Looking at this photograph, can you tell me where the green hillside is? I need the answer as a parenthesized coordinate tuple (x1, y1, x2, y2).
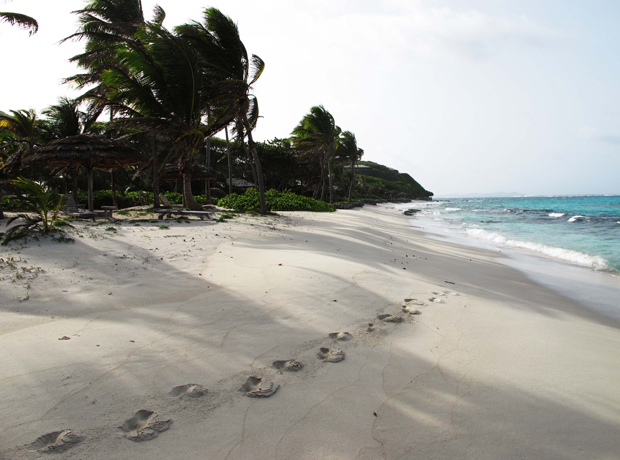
(354, 161, 433, 200)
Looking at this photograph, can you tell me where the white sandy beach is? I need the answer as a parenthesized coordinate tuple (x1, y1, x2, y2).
(1, 205, 619, 459)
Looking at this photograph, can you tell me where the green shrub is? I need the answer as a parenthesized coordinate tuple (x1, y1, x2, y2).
(77, 190, 154, 208)
(1, 195, 30, 212)
(218, 188, 335, 212)
(163, 192, 183, 204)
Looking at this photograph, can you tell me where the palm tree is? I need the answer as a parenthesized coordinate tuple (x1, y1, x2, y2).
(177, 8, 267, 214)
(337, 131, 364, 202)
(64, 0, 170, 207)
(291, 106, 341, 203)
(97, 22, 237, 209)
(0, 10, 38, 35)
(40, 97, 104, 206)
(0, 109, 40, 175)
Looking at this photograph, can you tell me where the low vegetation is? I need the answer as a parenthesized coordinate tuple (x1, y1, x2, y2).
(218, 189, 335, 212)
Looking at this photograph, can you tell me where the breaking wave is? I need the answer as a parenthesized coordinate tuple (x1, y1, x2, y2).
(465, 228, 610, 270)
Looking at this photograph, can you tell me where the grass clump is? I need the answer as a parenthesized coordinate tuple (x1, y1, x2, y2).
(218, 189, 335, 212)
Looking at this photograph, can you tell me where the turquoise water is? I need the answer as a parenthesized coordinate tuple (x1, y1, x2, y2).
(405, 196, 620, 272)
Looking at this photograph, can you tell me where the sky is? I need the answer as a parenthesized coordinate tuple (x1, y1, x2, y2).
(2, 0, 620, 196)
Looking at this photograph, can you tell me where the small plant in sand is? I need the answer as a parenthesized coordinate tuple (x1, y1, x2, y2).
(2, 178, 65, 245)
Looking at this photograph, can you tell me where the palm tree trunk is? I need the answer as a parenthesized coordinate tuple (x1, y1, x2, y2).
(152, 134, 160, 208)
(205, 137, 211, 204)
(72, 174, 80, 206)
(87, 167, 94, 212)
(328, 156, 335, 204)
(110, 169, 117, 207)
(348, 158, 356, 203)
(319, 156, 326, 201)
(237, 120, 257, 187)
(182, 172, 203, 210)
(242, 116, 266, 215)
(226, 126, 232, 195)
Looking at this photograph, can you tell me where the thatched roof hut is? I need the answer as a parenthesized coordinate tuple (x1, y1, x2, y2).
(159, 163, 216, 182)
(24, 135, 147, 211)
(24, 135, 146, 169)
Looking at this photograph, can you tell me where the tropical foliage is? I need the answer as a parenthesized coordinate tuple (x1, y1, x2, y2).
(0, 10, 38, 35)
(0, 0, 432, 225)
(2, 177, 64, 245)
(291, 105, 341, 204)
(218, 189, 335, 212)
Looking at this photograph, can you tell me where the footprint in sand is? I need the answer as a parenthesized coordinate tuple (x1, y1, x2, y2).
(118, 410, 172, 442)
(168, 384, 208, 398)
(428, 297, 445, 304)
(366, 323, 377, 332)
(273, 360, 304, 372)
(402, 306, 421, 315)
(317, 347, 345, 363)
(27, 430, 82, 453)
(404, 299, 426, 306)
(377, 313, 404, 323)
(239, 376, 280, 397)
(328, 331, 353, 341)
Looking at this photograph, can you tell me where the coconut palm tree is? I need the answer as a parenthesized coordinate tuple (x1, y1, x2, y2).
(0, 109, 40, 175)
(94, 21, 237, 209)
(337, 131, 364, 203)
(64, 0, 168, 207)
(177, 8, 267, 214)
(0, 9, 38, 35)
(291, 106, 341, 204)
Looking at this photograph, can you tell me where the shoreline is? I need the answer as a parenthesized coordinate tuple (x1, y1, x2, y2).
(1, 206, 619, 459)
(386, 202, 620, 321)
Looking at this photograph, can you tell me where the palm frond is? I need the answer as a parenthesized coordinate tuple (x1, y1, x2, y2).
(152, 5, 165, 25)
(248, 55, 265, 86)
(0, 12, 38, 35)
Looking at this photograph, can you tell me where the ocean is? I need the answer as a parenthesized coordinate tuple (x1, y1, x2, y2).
(395, 195, 620, 273)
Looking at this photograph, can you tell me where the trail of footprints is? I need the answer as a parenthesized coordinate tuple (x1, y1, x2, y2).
(20, 290, 458, 455)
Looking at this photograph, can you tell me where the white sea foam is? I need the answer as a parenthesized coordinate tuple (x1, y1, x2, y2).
(548, 213, 565, 218)
(444, 207, 461, 212)
(465, 228, 609, 270)
(568, 215, 587, 223)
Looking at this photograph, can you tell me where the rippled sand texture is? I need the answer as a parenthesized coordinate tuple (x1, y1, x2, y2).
(1, 206, 619, 459)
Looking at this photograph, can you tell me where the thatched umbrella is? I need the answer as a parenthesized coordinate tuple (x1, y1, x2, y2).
(23, 135, 147, 211)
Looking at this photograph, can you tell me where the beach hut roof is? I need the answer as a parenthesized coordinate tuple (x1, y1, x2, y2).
(227, 178, 255, 188)
(159, 163, 217, 182)
(23, 134, 147, 169)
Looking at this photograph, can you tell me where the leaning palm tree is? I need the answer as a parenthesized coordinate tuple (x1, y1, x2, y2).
(93, 22, 235, 210)
(0, 10, 38, 35)
(177, 8, 267, 214)
(291, 106, 341, 204)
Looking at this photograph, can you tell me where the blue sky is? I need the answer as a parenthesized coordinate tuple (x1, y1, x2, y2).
(2, 0, 620, 196)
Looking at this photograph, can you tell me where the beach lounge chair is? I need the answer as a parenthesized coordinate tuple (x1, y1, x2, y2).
(154, 209, 214, 220)
(159, 195, 183, 208)
(62, 195, 97, 221)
